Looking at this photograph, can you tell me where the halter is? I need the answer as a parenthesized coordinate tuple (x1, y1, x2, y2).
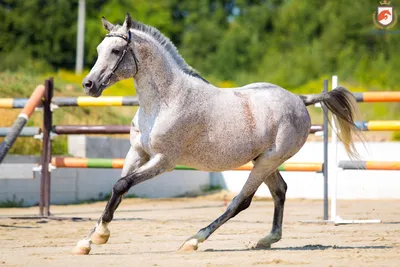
(101, 31, 139, 86)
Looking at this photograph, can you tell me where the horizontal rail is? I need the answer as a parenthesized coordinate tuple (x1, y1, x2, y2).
(10, 121, 398, 137)
(2, 91, 400, 109)
(51, 157, 323, 172)
(355, 121, 400, 131)
(52, 96, 139, 107)
(309, 125, 323, 134)
(0, 98, 30, 109)
(353, 92, 400, 102)
(0, 96, 139, 108)
(339, 161, 400, 170)
(52, 124, 324, 135)
(0, 127, 41, 137)
(312, 121, 400, 132)
(52, 125, 130, 135)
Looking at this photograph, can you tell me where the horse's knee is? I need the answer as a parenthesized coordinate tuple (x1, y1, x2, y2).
(112, 178, 131, 196)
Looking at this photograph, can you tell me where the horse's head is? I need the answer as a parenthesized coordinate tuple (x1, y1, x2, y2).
(83, 14, 139, 97)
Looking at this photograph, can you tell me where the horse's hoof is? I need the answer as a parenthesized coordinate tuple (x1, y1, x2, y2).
(178, 243, 198, 252)
(91, 230, 110, 245)
(178, 238, 199, 252)
(72, 240, 91, 255)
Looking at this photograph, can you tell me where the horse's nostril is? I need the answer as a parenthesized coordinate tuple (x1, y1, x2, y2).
(85, 80, 94, 89)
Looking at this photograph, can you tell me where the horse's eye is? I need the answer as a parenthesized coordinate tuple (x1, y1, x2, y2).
(112, 49, 120, 54)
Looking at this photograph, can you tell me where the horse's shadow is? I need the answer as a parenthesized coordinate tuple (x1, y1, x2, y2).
(203, 244, 392, 252)
(92, 244, 393, 256)
(0, 224, 40, 229)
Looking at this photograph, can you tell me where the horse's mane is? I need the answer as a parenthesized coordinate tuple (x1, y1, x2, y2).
(128, 20, 209, 84)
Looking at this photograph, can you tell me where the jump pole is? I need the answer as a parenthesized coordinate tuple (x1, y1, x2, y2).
(0, 85, 45, 164)
(53, 125, 130, 135)
(329, 76, 338, 222)
(353, 92, 400, 102)
(50, 157, 323, 171)
(52, 96, 139, 107)
(0, 127, 41, 137)
(339, 161, 400, 170)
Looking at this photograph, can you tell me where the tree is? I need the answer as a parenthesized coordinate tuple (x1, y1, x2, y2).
(0, 0, 79, 70)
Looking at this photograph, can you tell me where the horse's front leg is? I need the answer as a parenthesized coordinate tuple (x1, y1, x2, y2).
(73, 153, 173, 255)
(87, 145, 149, 247)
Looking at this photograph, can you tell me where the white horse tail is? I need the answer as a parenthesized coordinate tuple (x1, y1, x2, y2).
(299, 87, 361, 159)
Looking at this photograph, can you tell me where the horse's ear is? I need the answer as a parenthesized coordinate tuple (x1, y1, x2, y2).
(123, 13, 132, 29)
(101, 16, 114, 32)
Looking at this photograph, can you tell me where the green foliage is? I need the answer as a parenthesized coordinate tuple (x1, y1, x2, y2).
(0, 71, 44, 96)
(393, 132, 400, 141)
(1, 0, 399, 91)
(0, 0, 80, 70)
(0, 195, 24, 208)
(202, 184, 223, 193)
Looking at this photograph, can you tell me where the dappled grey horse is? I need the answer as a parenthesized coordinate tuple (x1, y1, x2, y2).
(74, 14, 360, 254)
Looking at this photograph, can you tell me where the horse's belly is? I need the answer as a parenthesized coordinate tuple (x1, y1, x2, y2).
(177, 138, 270, 172)
(177, 155, 252, 172)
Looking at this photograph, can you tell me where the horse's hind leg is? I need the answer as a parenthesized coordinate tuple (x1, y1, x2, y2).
(179, 154, 283, 251)
(256, 170, 287, 249)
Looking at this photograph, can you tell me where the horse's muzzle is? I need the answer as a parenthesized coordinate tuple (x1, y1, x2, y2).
(82, 77, 103, 97)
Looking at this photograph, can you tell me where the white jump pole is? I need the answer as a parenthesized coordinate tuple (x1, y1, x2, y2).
(329, 76, 338, 222)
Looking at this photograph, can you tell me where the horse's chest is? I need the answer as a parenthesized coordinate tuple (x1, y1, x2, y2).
(137, 115, 179, 155)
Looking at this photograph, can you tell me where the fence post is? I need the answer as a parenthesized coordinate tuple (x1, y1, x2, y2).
(40, 78, 53, 217)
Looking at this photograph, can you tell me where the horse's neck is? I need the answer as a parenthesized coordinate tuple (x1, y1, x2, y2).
(133, 39, 206, 114)
(134, 61, 183, 114)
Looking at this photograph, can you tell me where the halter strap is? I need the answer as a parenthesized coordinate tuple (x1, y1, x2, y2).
(101, 31, 138, 86)
(105, 31, 132, 43)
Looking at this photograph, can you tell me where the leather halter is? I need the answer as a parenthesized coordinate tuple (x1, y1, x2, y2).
(101, 31, 139, 86)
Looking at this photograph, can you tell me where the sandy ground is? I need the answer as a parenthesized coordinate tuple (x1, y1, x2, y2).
(0, 194, 399, 267)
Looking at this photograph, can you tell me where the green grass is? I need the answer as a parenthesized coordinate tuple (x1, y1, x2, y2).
(201, 185, 223, 193)
(0, 195, 25, 208)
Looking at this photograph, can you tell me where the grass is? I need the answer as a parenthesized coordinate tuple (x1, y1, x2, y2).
(0, 195, 25, 208)
(202, 184, 223, 193)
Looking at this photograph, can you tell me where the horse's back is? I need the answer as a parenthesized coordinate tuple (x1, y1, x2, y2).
(232, 82, 309, 123)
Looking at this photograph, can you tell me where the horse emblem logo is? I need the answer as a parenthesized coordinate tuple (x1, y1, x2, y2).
(373, 0, 398, 29)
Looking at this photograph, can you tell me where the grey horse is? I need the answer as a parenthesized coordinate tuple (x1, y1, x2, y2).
(74, 14, 359, 254)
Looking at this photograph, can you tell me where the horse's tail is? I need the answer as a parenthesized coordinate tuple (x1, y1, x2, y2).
(299, 87, 360, 159)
